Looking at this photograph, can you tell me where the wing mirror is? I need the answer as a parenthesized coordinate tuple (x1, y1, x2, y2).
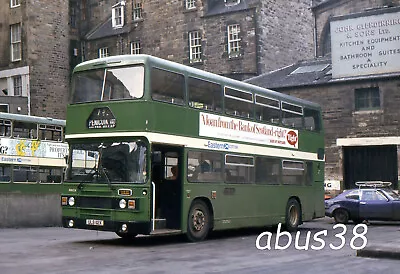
(152, 151, 162, 164)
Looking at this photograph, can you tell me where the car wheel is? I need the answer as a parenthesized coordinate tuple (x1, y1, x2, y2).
(186, 200, 211, 242)
(352, 218, 363, 224)
(284, 198, 301, 232)
(333, 209, 349, 224)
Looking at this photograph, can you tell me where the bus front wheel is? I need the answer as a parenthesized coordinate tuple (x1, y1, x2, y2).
(284, 198, 301, 232)
(186, 200, 210, 242)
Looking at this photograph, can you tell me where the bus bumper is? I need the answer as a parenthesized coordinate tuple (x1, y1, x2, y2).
(62, 217, 150, 235)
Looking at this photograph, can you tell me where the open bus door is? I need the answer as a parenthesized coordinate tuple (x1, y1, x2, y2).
(151, 145, 183, 234)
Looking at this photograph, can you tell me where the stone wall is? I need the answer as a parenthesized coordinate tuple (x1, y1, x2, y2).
(83, 0, 314, 80)
(0, 193, 61, 228)
(256, 0, 314, 74)
(24, 0, 70, 119)
(280, 77, 400, 181)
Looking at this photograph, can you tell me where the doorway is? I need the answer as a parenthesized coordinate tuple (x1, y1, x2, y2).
(151, 144, 183, 230)
(343, 145, 398, 189)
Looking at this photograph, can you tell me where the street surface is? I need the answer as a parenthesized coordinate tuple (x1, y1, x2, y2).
(0, 217, 399, 274)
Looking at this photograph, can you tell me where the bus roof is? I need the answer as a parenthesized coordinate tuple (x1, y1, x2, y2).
(0, 112, 66, 126)
(73, 54, 321, 110)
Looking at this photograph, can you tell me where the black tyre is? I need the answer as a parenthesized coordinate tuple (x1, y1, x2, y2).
(284, 199, 301, 232)
(352, 218, 362, 225)
(186, 200, 211, 242)
(115, 232, 138, 240)
(333, 209, 349, 224)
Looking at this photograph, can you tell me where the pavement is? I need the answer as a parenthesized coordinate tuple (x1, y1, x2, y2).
(356, 222, 400, 260)
(357, 243, 400, 260)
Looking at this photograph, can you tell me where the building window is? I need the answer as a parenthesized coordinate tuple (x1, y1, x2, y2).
(98, 47, 109, 58)
(189, 31, 202, 63)
(355, 87, 380, 111)
(13, 76, 22, 96)
(112, 3, 125, 28)
(132, 0, 143, 21)
(0, 104, 9, 113)
(185, 0, 196, 9)
(130, 41, 141, 54)
(81, 0, 87, 20)
(10, 0, 20, 8)
(69, 3, 77, 28)
(227, 24, 241, 58)
(224, 0, 240, 7)
(10, 23, 21, 62)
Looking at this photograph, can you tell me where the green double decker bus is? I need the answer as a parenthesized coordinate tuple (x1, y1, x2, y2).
(61, 54, 325, 241)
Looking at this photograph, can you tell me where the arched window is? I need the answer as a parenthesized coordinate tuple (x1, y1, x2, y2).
(320, 21, 331, 56)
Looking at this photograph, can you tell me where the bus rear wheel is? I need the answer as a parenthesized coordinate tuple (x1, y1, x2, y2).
(284, 199, 301, 232)
(186, 200, 210, 242)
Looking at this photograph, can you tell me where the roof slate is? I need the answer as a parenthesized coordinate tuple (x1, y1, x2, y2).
(85, 17, 130, 40)
(245, 56, 400, 89)
(206, 0, 250, 16)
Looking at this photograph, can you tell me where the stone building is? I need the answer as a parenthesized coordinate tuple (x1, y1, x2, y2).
(0, 0, 70, 118)
(0, 0, 315, 117)
(247, 0, 400, 190)
(70, 0, 314, 80)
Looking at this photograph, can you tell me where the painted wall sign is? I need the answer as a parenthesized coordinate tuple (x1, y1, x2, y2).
(199, 112, 298, 149)
(331, 9, 400, 78)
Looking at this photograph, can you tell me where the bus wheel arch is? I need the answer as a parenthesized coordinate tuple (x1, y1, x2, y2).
(186, 197, 214, 242)
(284, 197, 302, 232)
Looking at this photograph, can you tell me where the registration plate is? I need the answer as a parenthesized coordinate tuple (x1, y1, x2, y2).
(86, 219, 104, 226)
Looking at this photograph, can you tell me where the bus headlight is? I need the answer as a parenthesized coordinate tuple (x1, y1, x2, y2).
(119, 199, 127, 209)
(68, 220, 74, 227)
(68, 197, 75, 206)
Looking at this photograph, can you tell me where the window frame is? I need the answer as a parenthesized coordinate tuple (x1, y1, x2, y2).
(185, 0, 196, 10)
(132, 0, 143, 21)
(13, 75, 22, 96)
(98, 47, 109, 58)
(354, 87, 380, 111)
(130, 41, 141, 54)
(224, 0, 240, 7)
(189, 30, 202, 63)
(10, 0, 20, 8)
(112, 4, 125, 28)
(227, 24, 241, 58)
(10, 23, 22, 62)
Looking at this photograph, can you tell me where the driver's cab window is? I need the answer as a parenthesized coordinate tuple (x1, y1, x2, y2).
(165, 152, 178, 180)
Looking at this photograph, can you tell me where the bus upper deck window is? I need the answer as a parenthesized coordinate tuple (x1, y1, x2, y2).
(151, 68, 185, 105)
(304, 108, 321, 132)
(0, 120, 12, 137)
